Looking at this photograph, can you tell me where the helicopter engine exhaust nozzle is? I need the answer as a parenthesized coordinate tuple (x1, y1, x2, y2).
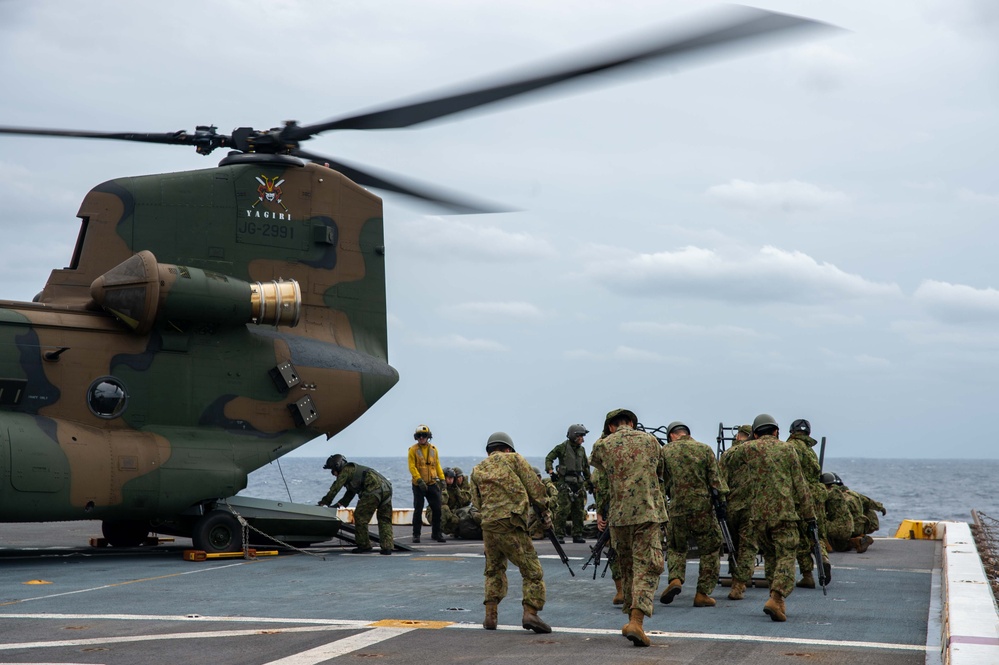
(250, 280, 302, 327)
(91, 250, 301, 333)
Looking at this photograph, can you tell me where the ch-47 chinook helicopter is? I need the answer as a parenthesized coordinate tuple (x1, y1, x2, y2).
(0, 7, 831, 552)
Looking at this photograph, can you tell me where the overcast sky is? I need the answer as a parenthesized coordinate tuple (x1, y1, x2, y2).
(3, 1, 998, 460)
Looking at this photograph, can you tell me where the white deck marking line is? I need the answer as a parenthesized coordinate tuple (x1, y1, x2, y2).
(0, 562, 250, 606)
(449, 623, 927, 651)
(0, 613, 370, 627)
(262, 627, 415, 665)
(0, 625, 352, 650)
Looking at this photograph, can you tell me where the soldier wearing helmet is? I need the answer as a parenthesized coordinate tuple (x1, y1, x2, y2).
(785, 418, 829, 591)
(471, 431, 553, 634)
(589, 408, 667, 648)
(720, 414, 815, 622)
(408, 424, 447, 544)
(427, 467, 473, 538)
(819, 471, 856, 553)
(318, 455, 394, 554)
(659, 421, 727, 608)
(544, 423, 592, 544)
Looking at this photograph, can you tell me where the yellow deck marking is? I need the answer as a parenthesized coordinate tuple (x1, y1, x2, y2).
(369, 619, 452, 629)
(22, 580, 52, 585)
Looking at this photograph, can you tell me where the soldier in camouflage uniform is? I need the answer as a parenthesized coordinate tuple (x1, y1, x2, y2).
(427, 467, 474, 536)
(786, 419, 831, 589)
(719, 424, 755, 600)
(659, 422, 727, 608)
(840, 474, 886, 552)
(545, 424, 592, 543)
(317, 454, 394, 554)
(720, 414, 815, 622)
(590, 409, 668, 648)
(470, 432, 553, 634)
(528, 467, 561, 539)
(819, 472, 855, 552)
(592, 462, 624, 604)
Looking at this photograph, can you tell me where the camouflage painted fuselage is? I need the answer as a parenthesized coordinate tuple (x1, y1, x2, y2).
(0, 155, 398, 523)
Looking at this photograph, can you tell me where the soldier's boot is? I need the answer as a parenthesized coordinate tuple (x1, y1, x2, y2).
(763, 590, 787, 622)
(621, 609, 650, 647)
(521, 604, 551, 634)
(856, 536, 873, 554)
(483, 602, 498, 630)
(849, 536, 863, 551)
(660, 578, 682, 604)
(728, 581, 746, 600)
(823, 560, 833, 583)
(612, 578, 625, 605)
(796, 571, 816, 589)
(693, 592, 716, 607)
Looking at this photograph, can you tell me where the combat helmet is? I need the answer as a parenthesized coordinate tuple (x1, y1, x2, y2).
(819, 471, 837, 485)
(443, 467, 456, 479)
(790, 418, 811, 435)
(752, 413, 779, 435)
(414, 424, 432, 440)
(323, 454, 347, 473)
(666, 421, 688, 437)
(452, 466, 464, 478)
(485, 431, 516, 453)
(566, 423, 589, 440)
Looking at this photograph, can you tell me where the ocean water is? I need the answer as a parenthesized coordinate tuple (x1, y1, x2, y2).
(241, 456, 999, 537)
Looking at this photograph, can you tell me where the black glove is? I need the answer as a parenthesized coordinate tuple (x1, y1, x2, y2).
(549, 471, 558, 483)
(714, 500, 728, 521)
(417, 479, 427, 492)
(881, 507, 887, 516)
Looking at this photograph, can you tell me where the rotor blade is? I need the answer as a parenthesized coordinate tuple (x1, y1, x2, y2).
(292, 149, 509, 215)
(0, 125, 209, 147)
(294, 6, 836, 136)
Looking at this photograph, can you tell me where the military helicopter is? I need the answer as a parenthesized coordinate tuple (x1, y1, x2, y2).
(0, 7, 830, 552)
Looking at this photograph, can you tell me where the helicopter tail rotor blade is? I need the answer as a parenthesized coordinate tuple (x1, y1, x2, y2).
(292, 6, 838, 137)
(292, 149, 509, 215)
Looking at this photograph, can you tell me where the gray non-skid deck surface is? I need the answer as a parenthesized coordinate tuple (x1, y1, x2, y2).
(0, 523, 935, 664)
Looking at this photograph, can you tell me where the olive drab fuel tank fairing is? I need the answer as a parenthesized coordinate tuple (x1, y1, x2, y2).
(0, 158, 398, 522)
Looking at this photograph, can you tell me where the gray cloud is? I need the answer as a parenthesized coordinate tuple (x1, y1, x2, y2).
(913, 280, 999, 323)
(439, 301, 546, 322)
(706, 179, 850, 213)
(394, 218, 556, 263)
(581, 245, 901, 303)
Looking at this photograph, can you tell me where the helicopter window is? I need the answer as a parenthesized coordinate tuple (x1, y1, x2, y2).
(87, 377, 128, 419)
(68, 217, 89, 270)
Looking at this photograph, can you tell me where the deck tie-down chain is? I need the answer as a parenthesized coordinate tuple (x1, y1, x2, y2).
(222, 498, 328, 561)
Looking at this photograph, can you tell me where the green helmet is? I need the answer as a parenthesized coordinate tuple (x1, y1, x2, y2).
(323, 454, 347, 473)
(752, 413, 778, 434)
(532, 466, 543, 478)
(666, 421, 688, 436)
(486, 431, 516, 453)
(452, 466, 464, 477)
(819, 472, 837, 485)
(566, 423, 589, 440)
(737, 424, 753, 437)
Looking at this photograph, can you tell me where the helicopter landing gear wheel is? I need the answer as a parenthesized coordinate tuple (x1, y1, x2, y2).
(101, 520, 151, 548)
(193, 510, 243, 553)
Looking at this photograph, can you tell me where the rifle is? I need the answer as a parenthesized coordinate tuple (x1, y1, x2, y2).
(535, 505, 574, 576)
(581, 502, 611, 578)
(582, 526, 610, 579)
(808, 519, 828, 595)
(710, 488, 737, 575)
